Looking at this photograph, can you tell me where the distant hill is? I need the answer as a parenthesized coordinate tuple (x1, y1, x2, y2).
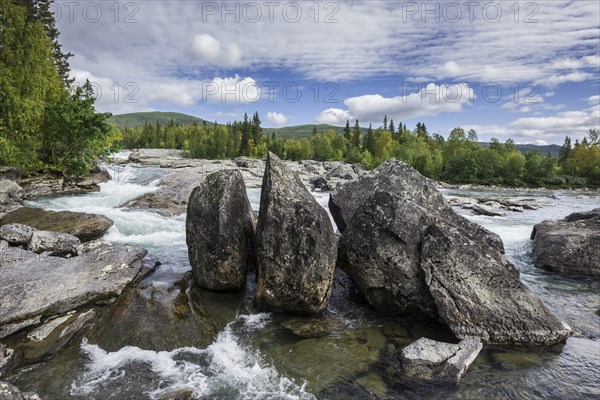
(109, 112, 207, 129)
(110, 112, 562, 156)
(268, 124, 369, 139)
(481, 142, 561, 157)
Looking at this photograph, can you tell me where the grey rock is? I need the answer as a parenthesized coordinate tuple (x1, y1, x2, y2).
(0, 242, 147, 339)
(73, 239, 113, 256)
(0, 345, 14, 378)
(0, 180, 23, 214)
(400, 337, 483, 384)
(254, 153, 337, 313)
(337, 192, 437, 316)
(0, 207, 113, 242)
(0, 224, 36, 246)
(0, 243, 39, 266)
(531, 208, 600, 278)
(28, 231, 80, 256)
(186, 170, 255, 290)
(326, 164, 358, 181)
(333, 160, 570, 344)
(421, 222, 571, 344)
(472, 203, 506, 217)
(329, 160, 447, 233)
(0, 381, 42, 400)
(19, 310, 96, 363)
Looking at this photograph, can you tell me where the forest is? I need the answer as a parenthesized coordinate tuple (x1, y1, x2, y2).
(120, 114, 600, 188)
(0, 0, 118, 174)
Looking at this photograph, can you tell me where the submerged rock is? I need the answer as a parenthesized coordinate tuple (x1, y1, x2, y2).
(0, 207, 113, 242)
(400, 337, 482, 384)
(280, 316, 346, 338)
(472, 203, 506, 217)
(254, 153, 337, 314)
(333, 160, 570, 345)
(0, 345, 14, 378)
(531, 208, 600, 278)
(186, 170, 255, 290)
(0, 381, 41, 400)
(0, 242, 147, 339)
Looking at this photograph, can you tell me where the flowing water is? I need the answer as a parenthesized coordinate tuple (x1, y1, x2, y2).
(7, 162, 600, 399)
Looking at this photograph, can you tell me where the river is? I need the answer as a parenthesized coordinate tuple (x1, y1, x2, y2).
(7, 161, 600, 400)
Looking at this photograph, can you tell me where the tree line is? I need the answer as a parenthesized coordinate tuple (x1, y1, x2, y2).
(0, 0, 117, 174)
(120, 113, 600, 188)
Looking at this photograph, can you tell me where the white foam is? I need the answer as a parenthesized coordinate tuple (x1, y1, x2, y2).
(239, 313, 272, 330)
(71, 323, 315, 400)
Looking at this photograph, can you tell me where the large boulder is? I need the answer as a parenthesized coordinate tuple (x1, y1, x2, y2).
(254, 153, 337, 313)
(0, 242, 147, 339)
(337, 192, 437, 316)
(400, 337, 482, 384)
(0, 207, 113, 242)
(186, 170, 256, 290)
(329, 161, 446, 233)
(421, 222, 571, 344)
(531, 208, 600, 278)
(333, 160, 570, 344)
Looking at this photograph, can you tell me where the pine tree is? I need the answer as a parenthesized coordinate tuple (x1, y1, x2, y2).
(239, 113, 250, 156)
(558, 136, 572, 164)
(352, 120, 361, 149)
(389, 119, 395, 138)
(312, 125, 318, 136)
(251, 112, 262, 145)
(343, 120, 351, 140)
(383, 115, 388, 130)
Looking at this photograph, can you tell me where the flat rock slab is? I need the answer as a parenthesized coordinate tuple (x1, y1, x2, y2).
(0, 381, 41, 400)
(0, 207, 113, 242)
(400, 337, 483, 384)
(0, 243, 147, 338)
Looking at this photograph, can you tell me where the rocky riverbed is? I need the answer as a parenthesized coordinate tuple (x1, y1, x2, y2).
(0, 150, 598, 399)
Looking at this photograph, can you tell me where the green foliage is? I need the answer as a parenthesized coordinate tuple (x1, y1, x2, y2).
(114, 115, 600, 188)
(0, 0, 114, 174)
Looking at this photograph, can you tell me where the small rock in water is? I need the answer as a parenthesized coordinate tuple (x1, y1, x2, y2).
(280, 316, 346, 338)
(400, 337, 483, 384)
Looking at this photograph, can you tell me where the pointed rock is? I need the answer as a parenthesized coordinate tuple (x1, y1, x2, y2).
(254, 153, 337, 313)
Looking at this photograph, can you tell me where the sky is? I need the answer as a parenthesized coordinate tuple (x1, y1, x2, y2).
(54, 0, 600, 144)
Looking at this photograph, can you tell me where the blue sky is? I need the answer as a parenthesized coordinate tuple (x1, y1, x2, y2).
(56, 0, 600, 144)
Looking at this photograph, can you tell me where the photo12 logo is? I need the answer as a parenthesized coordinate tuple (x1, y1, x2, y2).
(400, 1, 540, 23)
(70, 81, 140, 104)
(50, 1, 140, 23)
(199, 1, 340, 23)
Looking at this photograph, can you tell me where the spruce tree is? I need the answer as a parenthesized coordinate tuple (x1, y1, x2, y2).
(343, 120, 351, 141)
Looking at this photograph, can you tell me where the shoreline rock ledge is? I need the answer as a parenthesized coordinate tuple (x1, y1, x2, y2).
(331, 159, 571, 345)
(186, 170, 256, 290)
(254, 153, 337, 314)
(531, 208, 600, 278)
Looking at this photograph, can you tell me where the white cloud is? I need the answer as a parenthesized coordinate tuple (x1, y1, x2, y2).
(315, 108, 354, 126)
(588, 95, 600, 106)
(265, 111, 288, 127)
(190, 34, 242, 67)
(317, 83, 474, 125)
(464, 105, 600, 143)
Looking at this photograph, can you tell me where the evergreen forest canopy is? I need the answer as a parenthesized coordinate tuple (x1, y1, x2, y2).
(0, 0, 598, 187)
(0, 0, 118, 174)
(120, 114, 600, 188)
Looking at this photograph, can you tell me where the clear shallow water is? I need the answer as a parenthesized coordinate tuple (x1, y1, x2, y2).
(9, 166, 600, 399)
